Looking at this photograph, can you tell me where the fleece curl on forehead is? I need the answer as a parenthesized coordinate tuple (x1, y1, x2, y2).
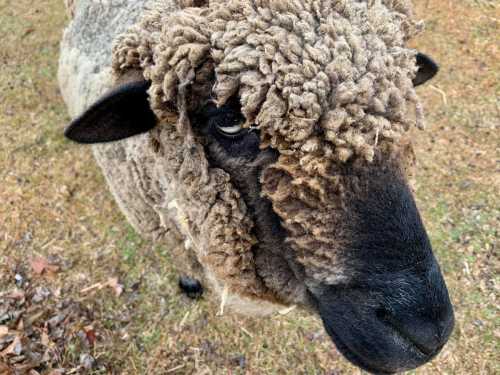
(114, 0, 423, 162)
(212, 0, 423, 162)
(111, 0, 426, 298)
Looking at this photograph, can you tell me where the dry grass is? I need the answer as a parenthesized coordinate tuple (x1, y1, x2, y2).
(0, 0, 498, 374)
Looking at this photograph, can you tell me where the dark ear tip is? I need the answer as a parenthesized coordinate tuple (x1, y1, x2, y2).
(63, 80, 156, 144)
(413, 52, 439, 86)
(417, 52, 439, 73)
(64, 121, 81, 143)
(64, 119, 92, 144)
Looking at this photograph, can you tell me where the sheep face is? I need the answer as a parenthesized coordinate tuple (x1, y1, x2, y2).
(66, 81, 453, 374)
(191, 96, 454, 375)
(64, 0, 453, 373)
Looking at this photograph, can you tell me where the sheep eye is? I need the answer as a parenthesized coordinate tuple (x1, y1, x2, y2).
(216, 122, 244, 137)
(197, 98, 248, 140)
(197, 100, 261, 157)
(211, 109, 246, 138)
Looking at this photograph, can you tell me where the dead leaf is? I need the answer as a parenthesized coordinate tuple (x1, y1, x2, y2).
(25, 311, 45, 326)
(0, 326, 8, 338)
(84, 326, 96, 347)
(47, 313, 66, 329)
(107, 277, 123, 297)
(32, 286, 51, 303)
(22, 28, 35, 38)
(0, 336, 22, 357)
(6, 290, 25, 301)
(41, 332, 50, 346)
(79, 353, 96, 369)
(30, 257, 49, 274)
(30, 257, 59, 275)
(0, 361, 13, 374)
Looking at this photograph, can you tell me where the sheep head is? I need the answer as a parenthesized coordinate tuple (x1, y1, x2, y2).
(64, 0, 453, 373)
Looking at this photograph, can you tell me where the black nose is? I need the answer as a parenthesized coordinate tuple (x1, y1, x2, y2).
(377, 260, 455, 356)
(377, 303, 454, 356)
(314, 259, 454, 374)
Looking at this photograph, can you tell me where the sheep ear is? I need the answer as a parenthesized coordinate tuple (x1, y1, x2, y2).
(413, 53, 439, 86)
(64, 80, 157, 143)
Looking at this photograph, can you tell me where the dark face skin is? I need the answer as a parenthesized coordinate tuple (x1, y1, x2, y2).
(192, 99, 454, 374)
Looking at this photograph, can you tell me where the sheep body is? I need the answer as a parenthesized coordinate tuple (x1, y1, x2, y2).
(59, 0, 425, 315)
(60, 3, 458, 372)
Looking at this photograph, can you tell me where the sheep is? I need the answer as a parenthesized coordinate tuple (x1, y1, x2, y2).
(59, 0, 453, 373)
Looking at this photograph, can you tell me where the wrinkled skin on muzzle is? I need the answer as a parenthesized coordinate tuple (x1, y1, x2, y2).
(314, 259, 454, 374)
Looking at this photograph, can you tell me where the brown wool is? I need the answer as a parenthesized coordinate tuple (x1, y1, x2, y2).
(88, 0, 426, 312)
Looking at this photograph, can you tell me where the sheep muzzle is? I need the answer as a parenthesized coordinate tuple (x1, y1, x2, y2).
(260, 150, 454, 374)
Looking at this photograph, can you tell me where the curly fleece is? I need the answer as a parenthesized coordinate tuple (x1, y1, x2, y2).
(108, 0, 425, 309)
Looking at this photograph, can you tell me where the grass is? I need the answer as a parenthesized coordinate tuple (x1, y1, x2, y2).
(0, 0, 498, 374)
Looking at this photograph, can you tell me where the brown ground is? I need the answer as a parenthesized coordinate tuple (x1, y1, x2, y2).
(0, 0, 498, 374)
